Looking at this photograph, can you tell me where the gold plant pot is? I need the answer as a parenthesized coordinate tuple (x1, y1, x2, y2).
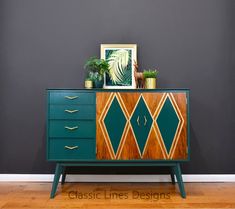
(145, 78, 157, 89)
(85, 80, 93, 89)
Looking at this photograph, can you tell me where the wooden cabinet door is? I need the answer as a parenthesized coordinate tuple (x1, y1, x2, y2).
(96, 92, 188, 160)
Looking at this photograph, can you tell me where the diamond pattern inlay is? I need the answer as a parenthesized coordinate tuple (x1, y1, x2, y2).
(130, 96, 153, 155)
(104, 96, 127, 154)
(156, 97, 180, 154)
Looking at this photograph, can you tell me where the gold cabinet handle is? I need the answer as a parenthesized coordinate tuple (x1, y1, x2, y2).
(64, 96, 78, 100)
(65, 126, 78, 130)
(64, 146, 78, 150)
(137, 116, 140, 126)
(64, 109, 78, 113)
(144, 116, 147, 126)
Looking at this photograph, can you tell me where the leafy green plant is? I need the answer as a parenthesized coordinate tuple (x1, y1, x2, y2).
(84, 56, 110, 76)
(84, 56, 110, 88)
(87, 71, 103, 82)
(143, 69, 159, 79)
(85, 77, 93, 81)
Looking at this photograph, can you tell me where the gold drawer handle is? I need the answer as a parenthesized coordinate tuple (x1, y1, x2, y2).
(137, 116, 140, 126)
(65, 109, 78, 113)
(64, 146, 78, 150)
(65, 126, 78, 130)
(64, 96, 78, 100)
(144, 116, 147, 126)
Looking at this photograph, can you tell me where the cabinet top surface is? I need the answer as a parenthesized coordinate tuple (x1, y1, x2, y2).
(47, 88, 190, 92)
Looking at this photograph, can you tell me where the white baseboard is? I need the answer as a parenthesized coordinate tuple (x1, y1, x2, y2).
(0, 174, 235, 182)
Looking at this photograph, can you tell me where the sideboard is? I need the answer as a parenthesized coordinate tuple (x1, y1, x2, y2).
(47, 89, 190, 198)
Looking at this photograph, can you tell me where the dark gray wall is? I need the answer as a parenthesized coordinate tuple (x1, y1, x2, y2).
(0, 0, 234, 174)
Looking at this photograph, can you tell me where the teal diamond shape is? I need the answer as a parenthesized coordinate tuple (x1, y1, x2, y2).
(130, 96, 153, 155)
(104, 96, 127, 154)
(156, 97, 179, 154)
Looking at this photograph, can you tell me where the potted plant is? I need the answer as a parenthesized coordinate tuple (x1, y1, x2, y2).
(84, 77, 93, 89)
(84, 56, 109, 88)
(143, 69, 159, 89)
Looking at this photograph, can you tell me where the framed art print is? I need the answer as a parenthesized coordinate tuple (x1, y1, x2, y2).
(101, 44, 137, 89)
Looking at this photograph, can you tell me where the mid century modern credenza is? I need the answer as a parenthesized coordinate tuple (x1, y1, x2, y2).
(47, 89, 190, 198)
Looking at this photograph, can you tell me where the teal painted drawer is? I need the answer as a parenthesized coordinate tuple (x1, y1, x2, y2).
(48, 139, 95, 160)
(49, 105, 95, 120)
(49, 92, 95, 105)
(49, 121, 95, 138)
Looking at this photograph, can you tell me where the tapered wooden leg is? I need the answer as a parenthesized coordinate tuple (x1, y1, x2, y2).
(50, 163, 63, 198)
(170, 167, 175, 184)
(61, 166, 66, 185)
(174, 163, 186, 198)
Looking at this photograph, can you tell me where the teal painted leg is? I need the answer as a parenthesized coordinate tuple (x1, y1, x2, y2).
(170, 167, 175, 184)
(50, 163, 63, 198)
(61, 166, 66, 185)
(174, 163, 186, 198)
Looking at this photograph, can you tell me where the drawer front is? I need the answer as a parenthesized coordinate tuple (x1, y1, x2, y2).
(49, 92, 95, 105)
(49, 121, 95, 138)
(48, 139, 95, 160)
(49, 105, 95, 120)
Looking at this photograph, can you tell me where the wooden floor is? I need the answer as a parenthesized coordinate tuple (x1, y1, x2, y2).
(0, 182, 235, 208)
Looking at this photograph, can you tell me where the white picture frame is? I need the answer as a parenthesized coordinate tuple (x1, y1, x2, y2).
(101, 44, 137, 89)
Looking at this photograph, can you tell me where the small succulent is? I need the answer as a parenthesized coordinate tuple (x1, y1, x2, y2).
(143, 69, 159, 79)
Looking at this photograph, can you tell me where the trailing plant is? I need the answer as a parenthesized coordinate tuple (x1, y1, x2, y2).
(143, 69, 159, 79)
